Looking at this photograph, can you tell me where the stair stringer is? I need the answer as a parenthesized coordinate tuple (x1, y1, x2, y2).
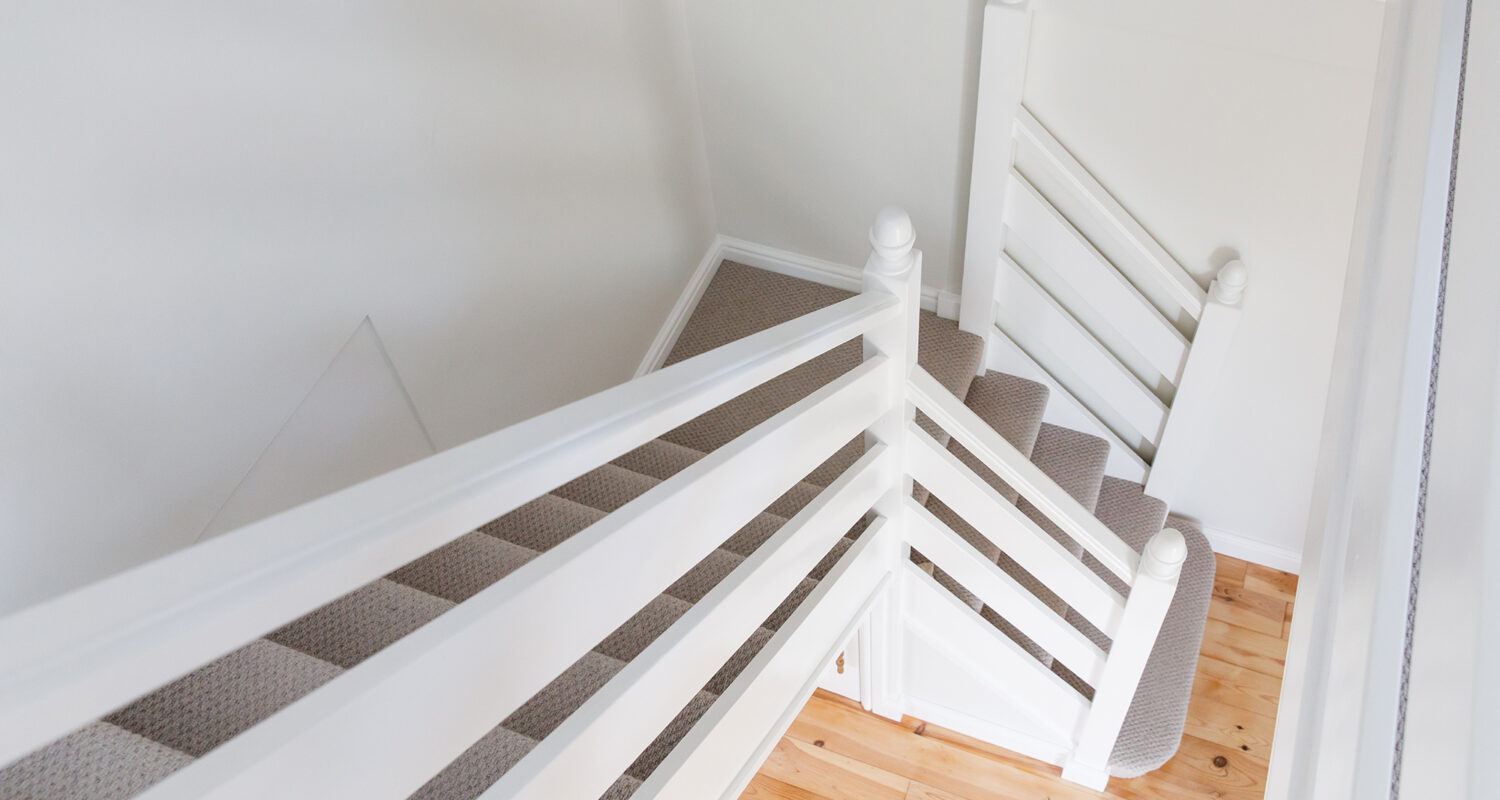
(898, 562, 1084, 768)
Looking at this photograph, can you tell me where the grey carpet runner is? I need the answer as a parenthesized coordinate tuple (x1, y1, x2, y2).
(0, 260, 1211, 797)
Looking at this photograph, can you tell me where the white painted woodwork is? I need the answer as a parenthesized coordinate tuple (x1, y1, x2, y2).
(905, 499, 1107, 685)
(490, 446, 892, 800)
(0, 205, 1199, 797)
(0, 292, 899, 769)
(127, 359, 893, 800)
(902, 562, 1089, 744)
(906, 425, 1127, 636)
(958, 0, 1036, 356)
(1145, 262, 1248, 507)
(1268, 4, 1467, 791)
(983, 327, 1152, 482)
(1003, 170, 1190, 391)
(1399, 6, 1500, 795)
(1063, 529, 1186, 790)
(860, 207, 923, 722)
(641, 522, 894, 800)
(992, 255, 1169, 453)
(908, 366, 1140, 583)
(1011, 106, 1206, 324)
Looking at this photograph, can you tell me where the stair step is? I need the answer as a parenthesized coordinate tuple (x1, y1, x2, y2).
(388, 533, 539, 603)
(409, 723, 643, 800)
(266, 578, 454, 669)
(104, 639, 343, 757)
(480, 494, 607, 552)
(0, 722, 192, 800)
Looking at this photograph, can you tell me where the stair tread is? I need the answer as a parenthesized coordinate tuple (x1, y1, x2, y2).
(266, 578, 455, 669)
(0, 722, 192, 800)
(104, 639, 342, 758)
(388, 533, 540, 604)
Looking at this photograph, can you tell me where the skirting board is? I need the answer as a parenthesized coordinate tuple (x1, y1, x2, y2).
(636, 235, 962, 377)
(1198, 523, 1302, 575)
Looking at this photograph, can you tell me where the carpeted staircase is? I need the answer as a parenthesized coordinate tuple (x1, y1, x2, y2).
(0, 262, 1213, 799)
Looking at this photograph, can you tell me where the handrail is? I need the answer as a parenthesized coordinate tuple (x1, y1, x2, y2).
(907, 366, 1141, 583)
(134, 357, 896, 800)
(0, 291, 900, 769)
(492, 445, 892, 800)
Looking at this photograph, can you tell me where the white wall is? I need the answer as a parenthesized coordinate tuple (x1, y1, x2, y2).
(684, 0, 1383, 566)
(1022, 0, 1385, 566)
(0, 0, 715, 614)
(683, 0, 987, 294)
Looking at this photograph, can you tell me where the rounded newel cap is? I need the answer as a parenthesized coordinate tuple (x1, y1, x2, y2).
(1212, 260, 1249, 305)
(869, 207, 916, 266)
(1143, 528, 1188, 580)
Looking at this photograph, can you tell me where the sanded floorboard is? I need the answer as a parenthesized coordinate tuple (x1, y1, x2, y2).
(740, 554, 1296, 800)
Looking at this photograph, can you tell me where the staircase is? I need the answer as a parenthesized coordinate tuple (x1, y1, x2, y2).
(0, 211, 1215, 799)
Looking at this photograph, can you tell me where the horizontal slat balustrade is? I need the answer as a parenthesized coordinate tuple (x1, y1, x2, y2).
(908, 366, 1140, 583)
(490, 446, 894, 800)
(905, 499, 1107, 686)
(902, 563, 1089, 742)
(906, 424, 1127, 637)
(0, 292, 899, 769)
(642, 520, 895, 800)
(1004, 169, 1189, 388)
(130, 356, 896, 800)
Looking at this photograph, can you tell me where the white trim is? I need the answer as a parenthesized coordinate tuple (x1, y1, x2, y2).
(1197, 524, 1302, 575)
(1268, 0, 1468, 794)
(718, 236, 956, 319)
(636, 235, 962, 380)
(635, 238, 726, 378)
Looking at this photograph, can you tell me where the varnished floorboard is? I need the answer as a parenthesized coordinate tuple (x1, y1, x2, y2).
(740, 554, 1296, 800)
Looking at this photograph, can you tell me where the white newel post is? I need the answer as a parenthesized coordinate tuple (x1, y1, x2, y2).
(1063, 528, 1188, 790)
(1143, 260, 1249, 507)
(860, 207, 922, 721)
(957, 0, 1036, 364)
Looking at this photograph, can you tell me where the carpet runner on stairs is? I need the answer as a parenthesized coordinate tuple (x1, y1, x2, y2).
(0, 260, 1212, 798)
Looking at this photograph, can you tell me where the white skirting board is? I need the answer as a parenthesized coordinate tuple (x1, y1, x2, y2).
(1198, 524, 1302, 575)
(636, 236, 961, 378)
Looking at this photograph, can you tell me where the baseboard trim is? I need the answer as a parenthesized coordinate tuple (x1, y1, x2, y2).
(718, 236, 959, 320)
(634, 237, 726, 378)
(1197, 523, 1302, 575)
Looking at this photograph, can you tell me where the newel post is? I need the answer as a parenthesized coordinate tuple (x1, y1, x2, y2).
(859, 207, 922, 721)
(1063, 528, 1188, 790)
(1143, 259, 1249, 508)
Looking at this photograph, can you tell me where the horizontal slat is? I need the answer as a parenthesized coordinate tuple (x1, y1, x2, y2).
(1014, 105, 1206, 321)
(132, 358, 895, 800)
(1004, 169, 1190, 387)
(992, 254, 1168, 448)
(983, 327, 1151, 481)
(492, 445, 893, 800)
(906, 425, 1127, 636)
(642, 521, 894, 800)
(905, 498, 1107, 685)
(0, 292, 898, 769)
(902, 563, 1089, 742)
(908, 367, 1140, 583)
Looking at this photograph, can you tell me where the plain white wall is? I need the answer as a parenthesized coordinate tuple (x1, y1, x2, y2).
(683, 0, 987, 294)
(684, 0, 1383, 566)
(1023, 0, 1385, 565)
(0, 0, 715, 614)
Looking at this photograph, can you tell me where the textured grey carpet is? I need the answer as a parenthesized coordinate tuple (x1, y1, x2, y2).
(1, 259, 1211, 795)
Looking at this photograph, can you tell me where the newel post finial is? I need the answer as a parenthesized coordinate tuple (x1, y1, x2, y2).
(1212, 260, 1248, 306)
(868, 207, 917, 277)
(1142, 528, 1188, 581)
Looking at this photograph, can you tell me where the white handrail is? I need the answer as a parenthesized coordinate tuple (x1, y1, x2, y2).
(908, 366, 1141, 583)
(906, 424, 1128, 636)
(492, 445, 892, 800)
(132, 357, 895, 800)
(0, 291, 899, 770)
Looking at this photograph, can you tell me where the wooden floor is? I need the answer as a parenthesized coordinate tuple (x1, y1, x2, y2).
(739, 554, 1297, 800)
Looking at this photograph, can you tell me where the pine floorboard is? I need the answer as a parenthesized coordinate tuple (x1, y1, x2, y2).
(739, 554, 1296, 800)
